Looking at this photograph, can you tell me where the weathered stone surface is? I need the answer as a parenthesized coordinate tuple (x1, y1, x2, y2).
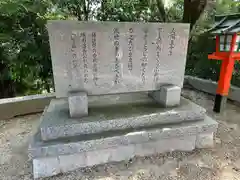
(31, 134, 196, 179)
(29, 115, 217, 159)
(47, 21, 190, 98)
(194, 117, 218, 148)
(31, 115, 218, 179)
(0, 93, 54, 120)
(134, 135, 196, 156)
(33, 157, 60, 179)
(106, 145, 136, 163)
(59, 153, 86, 172)
(32, 135, 195, 179)
(40, 93, 206, 141)
(149, 85, 181, 107)
(184, 76, 240, 105)
(184, 76, 217, 95)
(196, 132, 214, 148)
(68, 91, 88, 118)
(195, 118, 218, 134)
(30, 124, 197, 159)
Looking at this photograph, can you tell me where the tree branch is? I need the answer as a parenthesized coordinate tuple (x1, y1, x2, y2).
(83, 0, 88, 21)
(182, 0, 207, 30)
(155, 0, 167, 22)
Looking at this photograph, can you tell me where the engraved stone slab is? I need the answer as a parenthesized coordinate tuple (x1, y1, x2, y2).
(47, 21, 190, 98)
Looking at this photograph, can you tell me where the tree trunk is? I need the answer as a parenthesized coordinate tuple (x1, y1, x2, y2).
(0, 63, 15, 98)
(183, 0, 191, 23)
(101, 0, 107, 21)
(83, 0, 89, 21)
(182, 0, 208, 30)
(76, 4, 82, 21)
(155, 0, 167, 22)
(190, 0, 216, 34)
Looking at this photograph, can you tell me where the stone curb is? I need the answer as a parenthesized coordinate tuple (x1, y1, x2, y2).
(184, 76, 240, 104)
(0, 93, 55, 120)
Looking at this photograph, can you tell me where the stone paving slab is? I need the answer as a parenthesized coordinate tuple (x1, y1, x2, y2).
(31, 115, 218, 179)
(40, 93, 206, 141)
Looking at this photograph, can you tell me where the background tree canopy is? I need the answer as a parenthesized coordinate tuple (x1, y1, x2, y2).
(0, 0, 239, 98)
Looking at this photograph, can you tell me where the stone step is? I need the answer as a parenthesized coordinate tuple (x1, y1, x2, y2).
(30, 115, 218, 179)
(40, 93, 206, 141)
(30, 115, 217, 159)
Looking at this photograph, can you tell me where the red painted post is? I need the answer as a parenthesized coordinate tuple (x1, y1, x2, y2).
(216, 33, 237, 95)
(213, 33, 237, 112)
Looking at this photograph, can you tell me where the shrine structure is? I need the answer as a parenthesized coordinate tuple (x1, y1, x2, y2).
(208, 13, 240, 113)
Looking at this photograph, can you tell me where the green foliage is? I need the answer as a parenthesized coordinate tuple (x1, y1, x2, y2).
(0, 0, 66, 96)
(96, 0, 151, 22)
(1, 0, 240, 98)
(216, 0, 240, 15)
(185, 34, 220, 81)
(167, 0, 184, 22)
(185, 0, 240, 87)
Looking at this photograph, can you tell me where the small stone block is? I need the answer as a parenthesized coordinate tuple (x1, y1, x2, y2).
(33, 157, 60, 179)
(135, 135, 196, 156)
(86, 148, 111, 166)
(149, 85, 181, 107)
(59, 153, 86, 172)
(196, 132, 214, 148)
(68, 91, 88, 118)
(109, 145, 135, 162)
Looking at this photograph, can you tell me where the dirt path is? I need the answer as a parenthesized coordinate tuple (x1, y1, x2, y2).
(1, 89, 240, 180)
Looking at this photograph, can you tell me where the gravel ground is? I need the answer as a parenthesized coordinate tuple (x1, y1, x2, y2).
(1, 88, 240, 180)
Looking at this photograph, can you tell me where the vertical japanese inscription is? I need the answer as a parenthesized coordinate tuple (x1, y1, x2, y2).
(113, 28, 121, 85)
(69, 32, 80, 89)
(141, 29, 148, 84)
(92, 32, 98, 85)
(128, 28, 134, 71)
(154, 28, 162, 82)
(80, 32, 88, 83)
(71, 32, 78, 69)
(168, 28, 176, 56)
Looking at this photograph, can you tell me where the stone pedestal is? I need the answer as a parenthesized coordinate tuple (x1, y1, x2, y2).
(29, 92, 218, 179)
(68, 91, 88, 118)
(149, 85, 181, 107)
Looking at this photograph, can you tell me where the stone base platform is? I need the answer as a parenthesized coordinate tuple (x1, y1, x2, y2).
(29, 93, 218, 179)
(30, 116, 217, 179)
(40, 92, 206, 141)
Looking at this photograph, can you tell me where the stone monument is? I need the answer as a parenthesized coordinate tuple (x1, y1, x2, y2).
(29, 21, 218, 179)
